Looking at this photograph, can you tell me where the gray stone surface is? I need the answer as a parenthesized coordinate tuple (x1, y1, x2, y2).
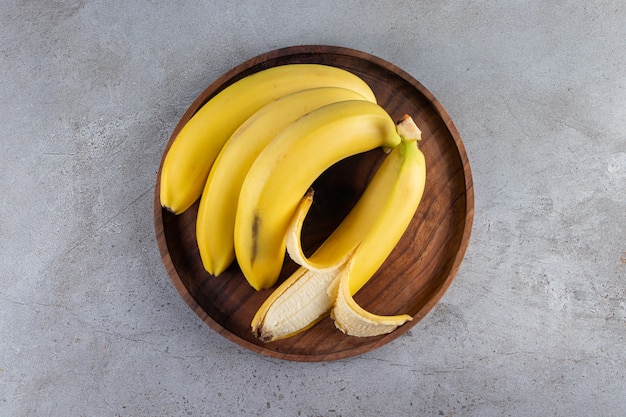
(1, 1, 624, 416)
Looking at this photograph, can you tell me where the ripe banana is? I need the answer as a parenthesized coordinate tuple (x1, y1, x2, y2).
(287, 115, 425, 294)
(235, 100, 403, 290)
(252, 115, 425, 340)
(159, 64, 377, 214)
(196, 87, 373, 276)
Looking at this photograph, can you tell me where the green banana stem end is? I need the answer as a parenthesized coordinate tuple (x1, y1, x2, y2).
(396, 114, 422, 142)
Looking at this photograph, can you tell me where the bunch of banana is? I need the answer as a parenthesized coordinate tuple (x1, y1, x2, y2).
(252, 115, 426, 341)
(234, 99, 403, 290)
(160, 62, 427, 339)
(160, 64, 377, 214)
(196, 86, 374, 276)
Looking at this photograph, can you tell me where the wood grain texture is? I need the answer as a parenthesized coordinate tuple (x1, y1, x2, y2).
(153, 45, 474, 362)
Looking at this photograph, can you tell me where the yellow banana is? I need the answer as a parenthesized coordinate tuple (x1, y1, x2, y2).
(252, 115, 425, 340)
(290, 115, 425, 294)
(235, 100, 402, 290)
(159, 64, 377, 214)
(196, 87, 373, 276)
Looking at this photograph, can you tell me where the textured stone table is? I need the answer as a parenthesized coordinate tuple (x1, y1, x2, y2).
(1, 1, 624, 416)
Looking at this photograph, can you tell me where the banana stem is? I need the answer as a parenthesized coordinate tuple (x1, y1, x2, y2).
(396, 114, 422, 142)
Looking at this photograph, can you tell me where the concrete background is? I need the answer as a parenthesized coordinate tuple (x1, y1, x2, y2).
(1, 1, 624, 416)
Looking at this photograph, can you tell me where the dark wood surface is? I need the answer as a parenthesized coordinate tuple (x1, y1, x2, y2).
(153, 45, 474, 362)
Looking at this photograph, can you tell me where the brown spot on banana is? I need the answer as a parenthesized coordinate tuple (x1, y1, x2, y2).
(250, 212, 261, 265)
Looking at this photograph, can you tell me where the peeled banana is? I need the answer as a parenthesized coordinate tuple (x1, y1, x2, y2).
(234, 100, 403, 290)
(251, 190, 352, 342)
(160, 64, 377, 214)
(196, 87, 373, 276)
(290, 115, 426, 294)
(252, 116, 426, 340)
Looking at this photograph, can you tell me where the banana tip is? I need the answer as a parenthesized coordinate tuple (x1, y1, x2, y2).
(162, 204, 178, 215)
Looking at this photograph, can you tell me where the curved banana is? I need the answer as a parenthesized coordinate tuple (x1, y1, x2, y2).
(160, 64, 377, 214)
(252, 115, 425, 340)
(235, 100, 402, 290)
(196, 87, 373, 276)
(291, 115, 426, 294)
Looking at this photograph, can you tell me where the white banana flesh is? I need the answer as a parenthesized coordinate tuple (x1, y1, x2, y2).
(251, 267, 340, 342)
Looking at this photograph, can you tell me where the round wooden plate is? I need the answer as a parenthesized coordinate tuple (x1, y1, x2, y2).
(154, 45, 474, 362)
